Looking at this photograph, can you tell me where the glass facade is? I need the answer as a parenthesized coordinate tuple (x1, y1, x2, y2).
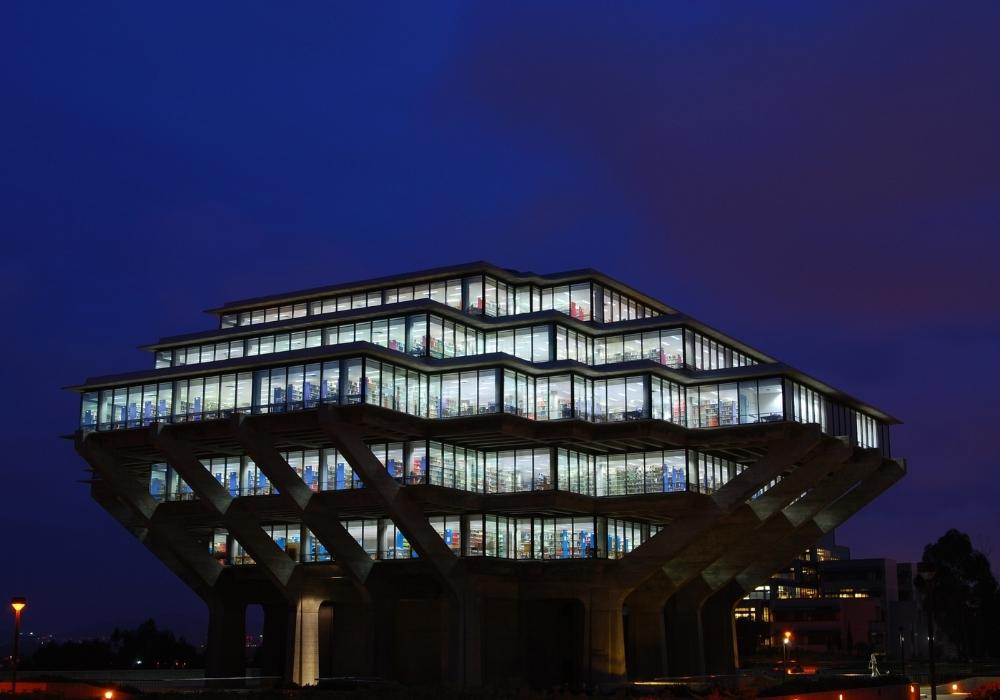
(83, 355, 886, 453)
(686, 378, 784, 428)
(209, 514, 658, 565)
(464, 515, 655, 559)
(219, 273, 660, 329)
(159, 315, 755, 375)
(149, 441, 746, 502)
(594, 329, 684, 368)
(684, 329, 756, 370)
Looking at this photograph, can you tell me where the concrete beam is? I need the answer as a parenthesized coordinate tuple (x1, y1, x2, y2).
(813, 458, 906, 534)
(628, 437, 852, 678)
(232, 414, 375, 587)
(78, 435, 222, 592)
(319, 407, 460, 586)
(704, 450, 882, 592)
(679, 451, 887, 676)
(618, 425, 821, 591)
(710, 424, 824, 511)
(150, 424, 297, 590)
(736, 457, 905, 593)
(661, 437, 850, 589)
(783, 448, 884, 527)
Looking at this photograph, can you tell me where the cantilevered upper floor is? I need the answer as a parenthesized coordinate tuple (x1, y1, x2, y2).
(70, 263, 898, 456)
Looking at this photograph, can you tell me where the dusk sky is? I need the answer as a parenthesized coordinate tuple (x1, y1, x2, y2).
(2, 2, 998, 644)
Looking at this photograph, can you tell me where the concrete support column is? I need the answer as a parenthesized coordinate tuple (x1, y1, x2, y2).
(445, 590, 482, 687)
(665, 586, 705, 677)
(206, 598, 247, 680)
(288, 595, 323, 686)
(259, 602, 289, 679)
(701, 580, 744, 674)
(625, 602, 668, 680)
(371, 598, 396, 680)
(587, 590, 627, 686)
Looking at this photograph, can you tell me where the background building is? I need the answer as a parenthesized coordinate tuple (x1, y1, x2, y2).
(71, 262, 905, 687)
(736, 532, 927, 664)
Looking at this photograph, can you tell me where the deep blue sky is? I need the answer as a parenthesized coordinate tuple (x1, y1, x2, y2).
(2, 2, 998, 644)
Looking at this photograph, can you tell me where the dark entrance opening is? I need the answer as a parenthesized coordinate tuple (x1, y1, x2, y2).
(318, 600, 372, 679)
(522, 599, 585, 688)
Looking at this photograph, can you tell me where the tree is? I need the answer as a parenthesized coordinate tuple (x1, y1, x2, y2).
(109, 618, 200, 669)
(917, 529, 1000, 659)
(29, 619, 201, 671)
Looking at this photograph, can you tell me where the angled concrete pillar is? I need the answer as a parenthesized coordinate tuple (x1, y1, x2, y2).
(660, 439, 845, 592)
(206, 597, 247, 679)
(151, 424, 296, 591)
(618, 426, 822, 591)
(700, 450, 881, 595)
(233, 415, 375, 586)
(319, 409, 460, 583)
(79, 435, 222, 593)
(288, 595, 323, 686)
(736, 456, 903, 593)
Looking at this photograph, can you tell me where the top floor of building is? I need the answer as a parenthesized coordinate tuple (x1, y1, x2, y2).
(207, 262, 671, 328)
(138, 262, 773, 374)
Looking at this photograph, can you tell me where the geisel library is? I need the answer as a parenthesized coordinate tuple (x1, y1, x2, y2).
(70, 263, 904, 687)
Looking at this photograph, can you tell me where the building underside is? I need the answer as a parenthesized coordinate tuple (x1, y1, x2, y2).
(76, 404, 904, 687)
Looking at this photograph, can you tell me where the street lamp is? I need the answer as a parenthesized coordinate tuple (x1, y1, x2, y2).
(783, 630, 792, 675)
(10, 597, 27, 694)
(917, 563, 937, 700)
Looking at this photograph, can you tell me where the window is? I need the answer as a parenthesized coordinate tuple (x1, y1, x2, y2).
(320, 448, 357, 490)
(757, 378, 784, 422)
(429, 516, 462, 554)
(464, 276, 484, 314)
(344, 519, 379, 559)
(406, 314, 427, 357)
(569, 283, 591, 320)
(381, 521, 415, 559)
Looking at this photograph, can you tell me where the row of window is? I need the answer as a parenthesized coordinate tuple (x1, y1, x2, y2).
(84, 357, 886, 450)
(558, 448, 746, 496)
(219, 275, 661, 329)
(207, 514, 659, 564)
(149, 442, 751, 501)
(161, 314, 757, 372)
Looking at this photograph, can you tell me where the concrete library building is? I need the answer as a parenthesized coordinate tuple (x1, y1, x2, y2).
(71, 262, 904, 687)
